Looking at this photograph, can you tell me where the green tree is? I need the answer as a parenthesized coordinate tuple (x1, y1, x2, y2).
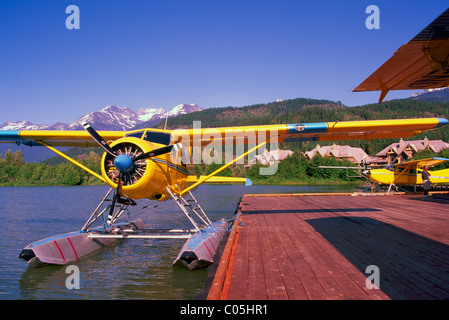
(56, 163, 82, 185)
(3, 149, 15, 164)
(12, 150, 25, 167)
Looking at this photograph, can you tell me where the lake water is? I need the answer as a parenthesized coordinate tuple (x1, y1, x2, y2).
(0, 184, 358, 300)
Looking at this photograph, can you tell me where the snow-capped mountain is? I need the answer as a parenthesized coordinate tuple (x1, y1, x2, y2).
(69, 105, 143, 131)
(0, 104, 203, 131)
(164, 103, 203, 117)
(133, 103, 203, 129)
(136, 107, 166, 122)
(0, 120, 49, 130)
(411, 88, 449, 102)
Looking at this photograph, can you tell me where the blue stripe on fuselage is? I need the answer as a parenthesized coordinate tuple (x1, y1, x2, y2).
(152, 158, 188, 175)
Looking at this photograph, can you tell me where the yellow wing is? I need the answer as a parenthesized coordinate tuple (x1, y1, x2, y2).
(395, 157, 449, 169)
(0, 118, 447, 147)
(354, 8, 449, 103)
(169, 118, 448, 145)
(0, 129, 126, 147)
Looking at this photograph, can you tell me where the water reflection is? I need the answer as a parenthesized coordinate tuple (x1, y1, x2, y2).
(1, 184, 357, 299)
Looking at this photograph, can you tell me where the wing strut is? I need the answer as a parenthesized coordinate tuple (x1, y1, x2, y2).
(379, 88, 390, 104)
(39, 141, 107, 183)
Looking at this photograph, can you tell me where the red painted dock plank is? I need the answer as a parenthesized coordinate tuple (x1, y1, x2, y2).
(209, 193, 449, 300)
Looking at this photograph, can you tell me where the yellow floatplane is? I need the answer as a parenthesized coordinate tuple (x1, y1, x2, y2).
(365, 157, 449, 192)
(1, 118, 446, 268)
(0, 8, 448, 269)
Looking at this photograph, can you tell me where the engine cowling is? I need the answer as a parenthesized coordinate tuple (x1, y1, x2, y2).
(100, 137, 178, 201)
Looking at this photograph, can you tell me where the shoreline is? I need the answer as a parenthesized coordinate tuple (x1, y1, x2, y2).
(0, 180, 365, 187)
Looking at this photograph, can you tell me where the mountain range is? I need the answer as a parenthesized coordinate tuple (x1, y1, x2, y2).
(410, 88, 449, 102)
(2, 88, 449, 132)
(0, 103, 203, 131)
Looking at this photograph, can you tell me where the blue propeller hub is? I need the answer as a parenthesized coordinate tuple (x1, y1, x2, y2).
(114, 154, 134, 173)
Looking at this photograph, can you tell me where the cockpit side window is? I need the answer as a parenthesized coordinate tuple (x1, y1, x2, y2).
(143, 131, 172, 145)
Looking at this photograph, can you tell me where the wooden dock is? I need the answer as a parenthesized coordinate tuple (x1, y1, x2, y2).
(207, 193, 449, 300)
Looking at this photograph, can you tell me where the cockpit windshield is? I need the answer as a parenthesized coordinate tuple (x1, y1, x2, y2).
(125, 130, 172, 145)
(384, 164, 395, 172)
(143, 131, 172, 146)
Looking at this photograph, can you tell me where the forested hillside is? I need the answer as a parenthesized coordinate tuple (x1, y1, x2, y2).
(157, 97, 449, 155)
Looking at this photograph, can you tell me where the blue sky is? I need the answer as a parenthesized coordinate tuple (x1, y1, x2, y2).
(0, 0, 448, 125)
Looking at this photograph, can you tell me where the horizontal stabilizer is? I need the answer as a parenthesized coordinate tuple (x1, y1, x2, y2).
(188, 175, 251, 185)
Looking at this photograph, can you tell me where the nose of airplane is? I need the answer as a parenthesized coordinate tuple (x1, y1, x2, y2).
(114, 154, 134, 173)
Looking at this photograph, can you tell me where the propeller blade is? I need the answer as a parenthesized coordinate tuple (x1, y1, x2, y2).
(82, 122, 116, 157)
(107, 173, 122, 225)
(132, 143, 182, 162)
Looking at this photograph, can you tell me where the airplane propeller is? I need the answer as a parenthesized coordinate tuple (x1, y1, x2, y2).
(132, 144, 179, 162)
(82, 122, 182, 224)
(82, 123, 117, 157)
